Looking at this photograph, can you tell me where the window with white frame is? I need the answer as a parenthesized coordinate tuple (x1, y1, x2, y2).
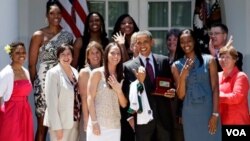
(87, 0, 193, 55)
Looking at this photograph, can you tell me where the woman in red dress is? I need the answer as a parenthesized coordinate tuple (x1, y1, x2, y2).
(0, 42, 34, 141)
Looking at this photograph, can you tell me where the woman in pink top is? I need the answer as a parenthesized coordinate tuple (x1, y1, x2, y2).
(218, 45, 250, 125)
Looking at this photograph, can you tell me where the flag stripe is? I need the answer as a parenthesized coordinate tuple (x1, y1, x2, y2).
(58, 1, 82, 38)
(72, 0, 87, 23)
(56, 0, 89, 38)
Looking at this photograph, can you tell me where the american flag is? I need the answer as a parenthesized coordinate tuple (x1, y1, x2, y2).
(193, 0, 221, 54)
(57, 0, 89, 38)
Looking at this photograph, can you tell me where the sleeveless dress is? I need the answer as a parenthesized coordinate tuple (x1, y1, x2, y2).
(79, 66, 92, 141)
(0, 80, 34, 141)
(174, 54, 221, 141)
(87, 69, 121, 141)
(33, 30, 73, 117)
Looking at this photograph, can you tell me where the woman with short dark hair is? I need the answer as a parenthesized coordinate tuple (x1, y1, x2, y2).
(44, 44, 80, 141)
(218, 45, 250, 125)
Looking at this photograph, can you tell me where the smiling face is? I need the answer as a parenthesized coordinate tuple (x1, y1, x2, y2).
(219, 52, 236, 71)
(108, 45, 121, 66)
(47, 5, 62, 26)
(137, 34, 153, 57)
(179, 32, 195, 56)
(120, 16, 135, 36)
(11, 45, 26, 65)
(167, 35, 178, 53)
(218, 46, 238, 72)
(89, 13, 102, 33)
(58, 47, 73, 66)
(209, 27, 227, 48)
(87, 46, 102, 67)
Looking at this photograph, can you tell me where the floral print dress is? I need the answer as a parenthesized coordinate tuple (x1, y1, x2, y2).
(34, 30, 73, 117)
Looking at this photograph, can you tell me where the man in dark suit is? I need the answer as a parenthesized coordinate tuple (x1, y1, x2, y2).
(209, 23, 243, 71)
(122, 30, 175, 141)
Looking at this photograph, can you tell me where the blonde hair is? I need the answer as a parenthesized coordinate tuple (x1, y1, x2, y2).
(219, 45, 238, 60)
(85, 41, 104, 67)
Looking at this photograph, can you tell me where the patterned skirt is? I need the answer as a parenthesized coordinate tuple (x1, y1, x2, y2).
(34, 61, 57, 117)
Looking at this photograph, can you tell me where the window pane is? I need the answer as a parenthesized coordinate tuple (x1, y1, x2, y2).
(87, 1, 105, 19)
(148, 2, 168, 27)
(150, 31, 167, 55)
(108, 30, 113, 39)
(171, 2, 191, 27)
(108, 2, 128, 27)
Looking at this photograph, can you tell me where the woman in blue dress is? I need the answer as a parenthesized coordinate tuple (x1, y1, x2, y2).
(171, 29, 221, 141)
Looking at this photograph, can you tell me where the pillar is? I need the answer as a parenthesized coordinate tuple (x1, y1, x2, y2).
(0, 0, 18, 69)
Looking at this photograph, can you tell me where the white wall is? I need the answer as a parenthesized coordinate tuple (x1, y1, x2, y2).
(0, 0, 18, 69)
(245, 0, 250, 110)
(244, 0, 250, 77)
(19, 0, 47, 48)
(222, 0, 250, 110)
(222, 0, 249, 71)
(18, 0, 49, 140)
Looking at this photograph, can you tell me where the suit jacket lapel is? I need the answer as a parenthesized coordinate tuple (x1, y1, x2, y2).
(134, 56, 143, 67)
(58, 64, 72, 85)
(71, 66, 78, 81)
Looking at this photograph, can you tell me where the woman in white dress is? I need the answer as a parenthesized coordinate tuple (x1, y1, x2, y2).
(86, 42, 127, 141)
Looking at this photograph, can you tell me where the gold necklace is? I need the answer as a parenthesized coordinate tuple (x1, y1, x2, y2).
(13, 69, 22, 72)
(13, 69, 25, 76)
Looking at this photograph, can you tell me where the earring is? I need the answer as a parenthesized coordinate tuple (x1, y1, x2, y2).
(45, 18, 48, 25)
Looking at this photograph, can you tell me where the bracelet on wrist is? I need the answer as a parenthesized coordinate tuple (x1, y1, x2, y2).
(91, 120, 98, 125)
(212, 112, 219, 117)
(116, 90, 123, 95)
